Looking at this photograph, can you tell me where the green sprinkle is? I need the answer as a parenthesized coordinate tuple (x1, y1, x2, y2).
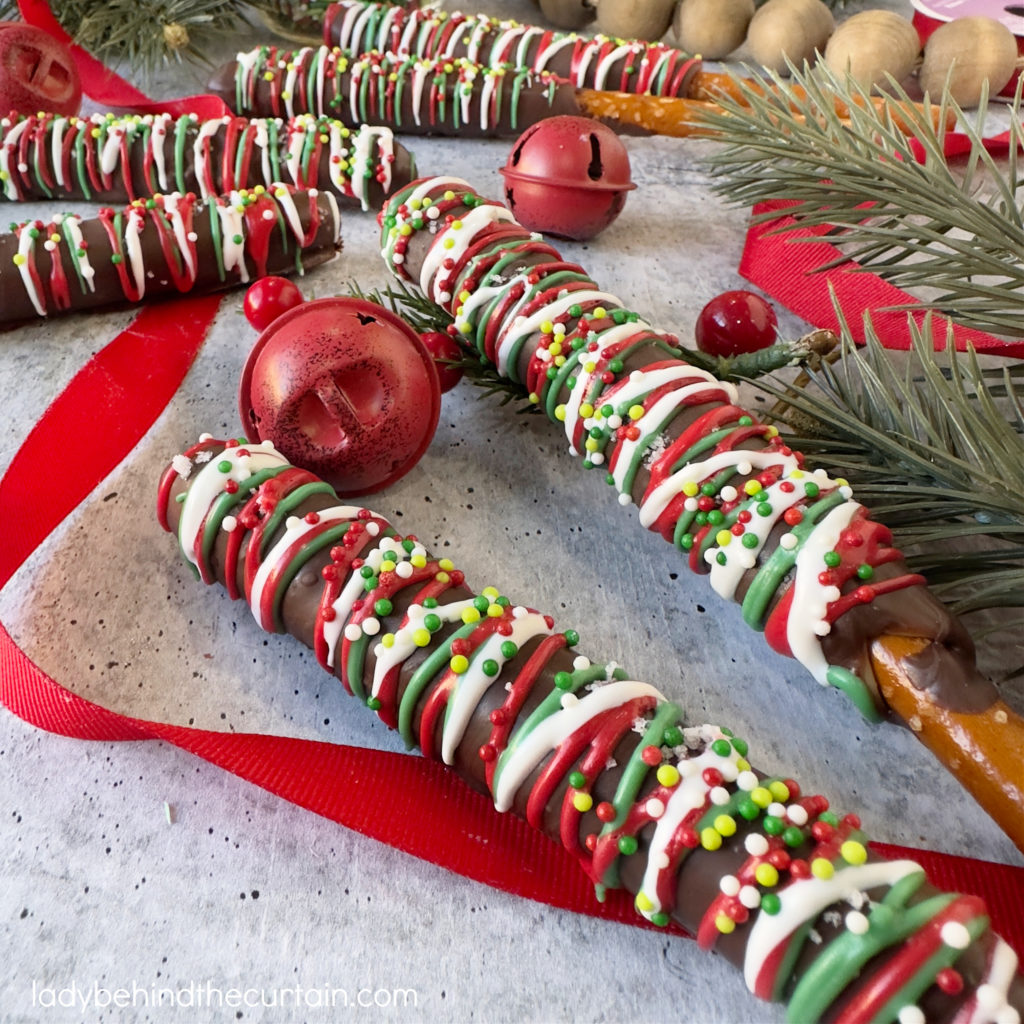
(569, 771, 586, 789)
(564, 629, 580, 646)
(783, 826, 805, 847)
(374, 598, 393, 617)
(482, 659, 500, 677)
(424, 613, 442, 633)
(554, 671, 573, 690)
(618, 835, 638, 856)
(857, 564, 874, 580)
(761, 893, 781, 915)
(711, 738, 732, 757)
(500, 640, 518, 659)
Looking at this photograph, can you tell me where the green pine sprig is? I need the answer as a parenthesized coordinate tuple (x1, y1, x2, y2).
(749, 308, 1024, 624)
(698, 62, 1024, 338)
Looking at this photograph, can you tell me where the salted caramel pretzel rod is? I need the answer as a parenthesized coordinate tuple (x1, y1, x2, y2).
(320, 1, 948, 135)
(0, 185, 339, 326)
(0, 112, 413, 212)
(377, 176, 1024, 852)
(158, 433, 1024, 1024)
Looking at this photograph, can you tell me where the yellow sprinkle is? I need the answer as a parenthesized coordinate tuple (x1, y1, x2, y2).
(451, 219, 462, 230)
(714, 814, 737, 837)
(412, 628, 431, 647)
(700, 827, 723, 851)
(572, 792, 593, 813)
(486, 604, 503, 618)
(458, 321, 472, 334)
(540, 319, 553, 334)
(585, 438, 600, 453)
(528, 393, 540, 404)
(381, 633, 395, 648)
(841, 840, 868, 865)
(751, 786, 772, 809)
(443, 238, 455, 249)
(583, 361, 596, 373)
(462, 608, 481, 624)
(768, 780, 790, 802)
(736, 758, 750, 773)
(399, 224, 412, 236)
(593, 306, 607, 318)
(744, 480, 762, 496)
(439, 559, 455, 571)
(553, 355, 566, 367)
(381, 559, 397, 573)
(410, 554, 427, 568)
(628, 404, 644, 421)
(715, 913, 736, 934)
(635, 891, 654, 913)
(450, 654, 469, 674)
(579, 402, 594, 419)
(434, 571, 451, 584)
(755, 863, 779, 887)
(656, 764, 680, 787)
(548, 341, 562, 357)
(482, 586, 499, 599)
(811, 858, 834, 880)
(716, 530, 732, 548)
(554, 405, 567, 422)
(682, 481, 700, 497)
(12, 253, 26, 266)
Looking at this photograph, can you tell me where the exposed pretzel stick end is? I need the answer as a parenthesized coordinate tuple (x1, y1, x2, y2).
(871, 634, 1024, 854)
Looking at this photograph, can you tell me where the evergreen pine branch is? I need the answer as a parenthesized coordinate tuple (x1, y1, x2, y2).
(751, 311, 1024, 616)
(700, 63, 1024, 337)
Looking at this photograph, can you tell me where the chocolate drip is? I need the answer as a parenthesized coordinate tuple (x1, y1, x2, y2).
(159, 437, 1023, 1023)
(208, 47, 585, 138)
(0, 113, 412, 212)
(0, 186, 340, 327)
(322, 1, 702, 98)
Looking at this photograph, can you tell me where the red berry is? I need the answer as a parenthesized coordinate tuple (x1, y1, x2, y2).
(243, 276, 304, 331)
(695, 290, 778, 357)
(420, 330, 465, 393)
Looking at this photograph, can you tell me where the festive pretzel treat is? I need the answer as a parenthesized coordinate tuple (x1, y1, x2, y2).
(322, 1, 702, 97)
(0, 112, 412, 212)
(1, 185, 339, 325)
(209, 46, 583, 137)
(378, 176, 1024, 850)
(159, 434, 1024, 1024)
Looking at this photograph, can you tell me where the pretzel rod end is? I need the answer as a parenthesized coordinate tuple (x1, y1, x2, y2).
(872, 635, 1024, 853)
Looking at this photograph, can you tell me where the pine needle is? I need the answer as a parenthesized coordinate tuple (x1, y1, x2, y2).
(752, 312, 1024, 620)
(700, 63, 1024, 338)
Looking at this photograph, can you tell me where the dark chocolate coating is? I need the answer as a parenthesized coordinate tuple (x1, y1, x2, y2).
(208, 47, 585, 137)
(1, 187, 339, 327)
(322, 1, 702, 99)
(0, 113, 413, 211)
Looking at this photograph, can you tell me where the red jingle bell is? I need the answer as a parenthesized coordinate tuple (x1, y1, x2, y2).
(239, 297, 442, 497)
(499, 115, 635, 241)
(0, 22, 81, 117)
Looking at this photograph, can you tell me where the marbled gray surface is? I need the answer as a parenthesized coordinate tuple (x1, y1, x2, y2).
(1, 2, 1021, 1023)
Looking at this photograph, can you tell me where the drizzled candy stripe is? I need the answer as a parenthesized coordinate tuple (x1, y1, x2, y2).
(160, 434, 1021, 1024)
(379, 177, 929, 722)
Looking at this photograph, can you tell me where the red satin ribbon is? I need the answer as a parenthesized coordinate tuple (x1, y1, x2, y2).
(740, 133, 1024, 358)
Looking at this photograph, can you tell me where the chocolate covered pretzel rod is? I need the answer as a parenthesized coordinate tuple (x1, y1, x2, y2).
(378, 176, 1024, 850)
(158, 434, 1024, 1024)
(0, 112, 412, 212)
(209, 46, 583, 137)
(323, 1, 701, 98)
(1, 185, 339, 325)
